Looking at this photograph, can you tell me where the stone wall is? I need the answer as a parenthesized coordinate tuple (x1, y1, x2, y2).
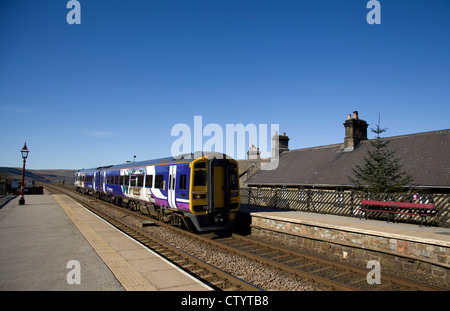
(250, 215, 449, 288)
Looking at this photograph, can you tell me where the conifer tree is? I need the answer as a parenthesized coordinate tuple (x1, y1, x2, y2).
(349, 116, 414, 194)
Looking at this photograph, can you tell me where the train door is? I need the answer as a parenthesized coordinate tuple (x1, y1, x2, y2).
(213, 165, 225, 208)
(208, 159, 228, 210)
(93, 172, 97, 191)
(168, 165, 177, 209)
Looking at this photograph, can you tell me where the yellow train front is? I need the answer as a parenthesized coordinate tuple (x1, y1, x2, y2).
(187, 155, 240, 232)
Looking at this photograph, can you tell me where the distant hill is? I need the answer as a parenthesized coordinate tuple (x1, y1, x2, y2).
(0, 167, 76, 185)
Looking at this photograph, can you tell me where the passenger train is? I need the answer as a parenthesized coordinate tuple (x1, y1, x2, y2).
(74, 153, 240, 232)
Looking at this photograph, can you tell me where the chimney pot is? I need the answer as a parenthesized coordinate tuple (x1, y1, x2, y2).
(353, 111, 359, 119)
(247, 145, 261, 160)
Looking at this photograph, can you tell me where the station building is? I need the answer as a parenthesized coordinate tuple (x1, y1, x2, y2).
(242, 111, 450, 194)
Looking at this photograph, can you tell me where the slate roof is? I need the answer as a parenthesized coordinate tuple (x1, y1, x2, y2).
(245, 129, 450, 190)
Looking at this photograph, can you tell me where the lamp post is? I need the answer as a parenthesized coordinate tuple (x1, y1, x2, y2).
(18, 142, 29, 205)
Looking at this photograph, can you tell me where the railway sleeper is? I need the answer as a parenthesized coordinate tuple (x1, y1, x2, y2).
(210, 280, 226, 287)
(181, 263, 196, 269)
(256, 250, 280, 258)
(350, 277, 368, 285)
(190, 269, 206, 275)
(295, 262, 316, 269)
(270, 254, 294, 261)
(310, 266, 334, 274)
(330, 271, 352, 279)
(200, 273, 215, 279)
(224, 286, 241, 291)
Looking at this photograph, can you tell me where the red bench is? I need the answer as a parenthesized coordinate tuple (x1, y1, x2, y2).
(360, 200, 435, 227)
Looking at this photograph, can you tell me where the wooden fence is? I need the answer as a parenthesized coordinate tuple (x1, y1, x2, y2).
(240, 187, 450, 227)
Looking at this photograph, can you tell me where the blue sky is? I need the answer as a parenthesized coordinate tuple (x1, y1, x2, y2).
(1, 0, 449, 169)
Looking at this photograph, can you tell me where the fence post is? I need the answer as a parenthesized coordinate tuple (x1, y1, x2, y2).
(274, 188, 278, 209)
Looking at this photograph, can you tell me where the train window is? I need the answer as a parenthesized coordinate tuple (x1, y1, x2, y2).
(115, 176, 119, 185)
(106, 176, 110, 184)
(124, 175, 130, 186)
(155, 175, 164, 189)
(195, 162, 206, 169)
(137, 175, 144, 187)
(229, 169, 238, 189)
(130, 176, 137, 187)
(120, 176, 124, 185)
(145, 175, 153, 188)
(179, 174, 187, 190)
(194, 170, 207, 186)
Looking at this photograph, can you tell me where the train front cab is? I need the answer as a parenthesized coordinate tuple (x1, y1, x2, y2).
(188, 156, 240, 232)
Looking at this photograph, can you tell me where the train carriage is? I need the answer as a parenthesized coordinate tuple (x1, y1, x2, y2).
(74, 168, 96, 194)
(75, 153, 240, 232)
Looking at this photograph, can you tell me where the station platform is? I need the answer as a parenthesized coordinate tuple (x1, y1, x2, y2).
(239, 205, 450, 247)
(238, 205, 450, 287)
(0, 194, 212, 291)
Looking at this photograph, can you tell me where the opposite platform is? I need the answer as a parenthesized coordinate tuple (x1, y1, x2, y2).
(238, 205, 450, 287)
(240, 205, 450, 247)
(0, 194, 211, 291)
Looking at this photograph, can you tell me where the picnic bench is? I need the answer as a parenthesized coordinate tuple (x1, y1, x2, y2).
(359, 200, 435, 227)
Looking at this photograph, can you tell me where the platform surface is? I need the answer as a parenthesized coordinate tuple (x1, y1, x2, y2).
(240, 205, 450, 247)
(0, 194, 211, 291)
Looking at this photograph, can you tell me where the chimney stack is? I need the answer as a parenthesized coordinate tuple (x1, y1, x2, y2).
(343, 111, 368, 151)
(272, 132, 290, 159)
(247, 144, 261, 160)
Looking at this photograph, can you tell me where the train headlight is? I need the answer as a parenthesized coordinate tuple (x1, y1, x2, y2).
(194, 194, 206, 199)
(230, 191, 239, 197)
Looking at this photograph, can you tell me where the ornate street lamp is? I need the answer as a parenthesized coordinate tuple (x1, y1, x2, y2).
(18, 142, 29, 205)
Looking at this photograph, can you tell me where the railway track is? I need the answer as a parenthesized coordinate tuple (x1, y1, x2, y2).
(216, 235, 445, 291)
(43, 183, 445, 291)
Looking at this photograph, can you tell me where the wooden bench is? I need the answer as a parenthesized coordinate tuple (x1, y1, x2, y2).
(359, 200, 435, 227)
